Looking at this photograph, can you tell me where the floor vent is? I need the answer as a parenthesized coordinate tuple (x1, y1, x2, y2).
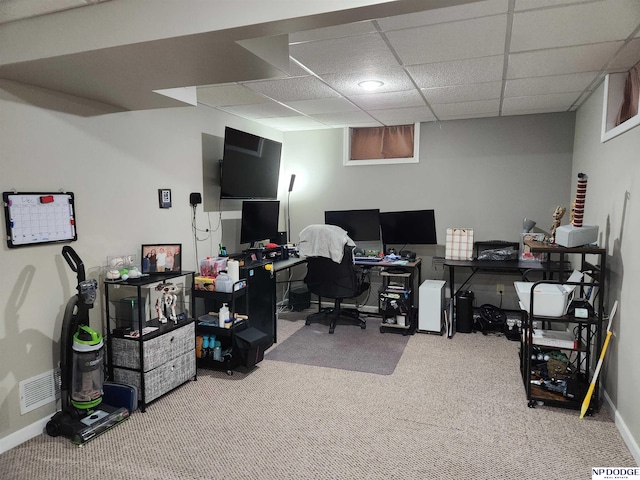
(19, 370, 56, 415)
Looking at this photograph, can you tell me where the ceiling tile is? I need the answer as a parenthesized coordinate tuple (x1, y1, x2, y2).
(421, 81, 502, 104)
(197, 84, 270, 106)
(407, 55, 504, 88)
(289, 20, 377, 44)
(511, 0, 640, 52)
(347, 89, 425, 110)
(608, 38, 640, 70)
(501, 107, 570, 116)
(502, 92, 580, 112)
(254, 116, 330, 131)
(386, 15, 507, 66)
(321, 67, 415, 96)
(508, 42, 624, 78)
(377, 0, 509, 30)
(218, 102, 298, 119)
(431, 98, 500, 117)
(437, 112, 499, 121)
(242, 76, 339, 102)
(289, 33, 400, 75)
(504, 72, 600, 97)
(309, 111, 382, 127)
(368, 106, 436, 125)
(284, 97, 359, 115)
(514, 0, 592, 11)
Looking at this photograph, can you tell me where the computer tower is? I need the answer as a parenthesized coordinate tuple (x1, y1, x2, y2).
(289, 286, 310, 311)
(418, 280, 446, 334)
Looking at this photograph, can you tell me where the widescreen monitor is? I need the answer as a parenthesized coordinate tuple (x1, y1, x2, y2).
(220, 127, 282, 199)
(240, 200, 280, 246)
(379, 209, 437, 247)
(324, 209, 381, 242)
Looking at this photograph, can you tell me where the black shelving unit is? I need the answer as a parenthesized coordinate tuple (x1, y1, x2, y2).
(519, 242, 606, 413)
(104, 272, 196, 412)
(379, 270, 417, 335)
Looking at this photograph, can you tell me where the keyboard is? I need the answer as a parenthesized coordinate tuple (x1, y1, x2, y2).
(356, 256, 383, 262)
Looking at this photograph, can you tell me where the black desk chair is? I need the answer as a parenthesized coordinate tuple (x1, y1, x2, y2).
(304, 244, 369, 334)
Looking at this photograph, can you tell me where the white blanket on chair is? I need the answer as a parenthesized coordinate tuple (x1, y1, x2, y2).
(299, 224, 355, 263)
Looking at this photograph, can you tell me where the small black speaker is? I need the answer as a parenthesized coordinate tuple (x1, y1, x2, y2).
(275, 231, 288, 245)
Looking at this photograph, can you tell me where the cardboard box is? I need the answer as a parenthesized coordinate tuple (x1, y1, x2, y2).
(554, 225, 598, 248)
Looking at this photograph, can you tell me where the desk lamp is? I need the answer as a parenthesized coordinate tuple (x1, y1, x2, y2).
(522, 218, 536, 233)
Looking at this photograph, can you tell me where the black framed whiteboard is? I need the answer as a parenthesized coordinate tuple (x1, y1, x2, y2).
(3, 192, 77, 248)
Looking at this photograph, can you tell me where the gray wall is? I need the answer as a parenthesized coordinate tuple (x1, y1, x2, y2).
(283, 113, 575, 309)
(0, 81, 282, 450)
(573, 82, 640, 461)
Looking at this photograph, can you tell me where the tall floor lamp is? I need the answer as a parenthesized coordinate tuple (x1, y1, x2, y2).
(287, 174, 296, 243)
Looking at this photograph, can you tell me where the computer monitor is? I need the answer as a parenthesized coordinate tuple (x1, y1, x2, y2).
(240, 200, 280, 246)
(379, 209, 437, 249)
(324, 209, 381, 241)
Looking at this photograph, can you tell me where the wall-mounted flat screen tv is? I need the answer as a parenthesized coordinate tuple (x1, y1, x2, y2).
(220, 127, 282, 199)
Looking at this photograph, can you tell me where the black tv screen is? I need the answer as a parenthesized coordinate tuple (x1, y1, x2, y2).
(220, 127, 282, 199)
(380, 209, 437, 246)
(240, 200, 280, 246)
(324, 209, 381, 241)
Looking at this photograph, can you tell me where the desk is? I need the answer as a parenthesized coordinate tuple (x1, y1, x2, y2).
(272, 256, 306, 272)
(444, 259, 549, 338)
(354, 258, 422, 285)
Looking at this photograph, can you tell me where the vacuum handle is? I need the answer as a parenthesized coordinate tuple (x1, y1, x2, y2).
(62, 246, 86, 283)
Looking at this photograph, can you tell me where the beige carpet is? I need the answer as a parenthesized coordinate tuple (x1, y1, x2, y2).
(0, 309, 636, 480)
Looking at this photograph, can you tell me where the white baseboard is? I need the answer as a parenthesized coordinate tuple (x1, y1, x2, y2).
(602, 389, 640, 465)
(0, 415, 49, 455)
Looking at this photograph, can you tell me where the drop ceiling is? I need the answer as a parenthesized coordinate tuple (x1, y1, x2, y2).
(1, 0, 640, 131)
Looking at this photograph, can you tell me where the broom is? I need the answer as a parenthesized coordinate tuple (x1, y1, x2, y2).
(580, 300, 618, 418)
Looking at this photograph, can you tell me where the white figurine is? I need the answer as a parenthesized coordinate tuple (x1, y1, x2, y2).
(155, 283, 179, 323)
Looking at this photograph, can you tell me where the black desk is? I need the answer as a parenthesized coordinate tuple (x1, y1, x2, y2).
(444, 259, 548, 338)
(272, 256, 306, 272)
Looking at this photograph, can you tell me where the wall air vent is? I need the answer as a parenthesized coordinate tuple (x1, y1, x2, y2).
(19, 370, 57, 415)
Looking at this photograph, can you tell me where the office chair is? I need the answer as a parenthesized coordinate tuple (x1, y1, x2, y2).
(299, 225, 369, 334)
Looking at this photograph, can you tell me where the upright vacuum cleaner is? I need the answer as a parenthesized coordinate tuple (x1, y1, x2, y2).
(46, 246, 129, 445)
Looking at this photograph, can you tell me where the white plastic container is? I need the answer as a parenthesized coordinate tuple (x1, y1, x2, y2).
(218, 304, 229, 327)
(514, 270, 583, 317)
(215, 272, 233, 293)
(514, 282, 570, 317)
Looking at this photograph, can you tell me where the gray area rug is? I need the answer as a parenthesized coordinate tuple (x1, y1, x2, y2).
(266, 314, 408, 375)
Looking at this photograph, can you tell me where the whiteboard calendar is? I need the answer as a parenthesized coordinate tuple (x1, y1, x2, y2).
(3, 192, 77, 248)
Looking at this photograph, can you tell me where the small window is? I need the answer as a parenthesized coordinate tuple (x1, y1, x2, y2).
(344, 123, 420, 166)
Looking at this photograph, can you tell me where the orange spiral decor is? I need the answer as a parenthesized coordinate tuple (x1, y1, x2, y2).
(572, 173, 588, 228)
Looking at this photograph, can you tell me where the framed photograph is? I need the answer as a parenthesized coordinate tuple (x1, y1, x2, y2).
(141, 244, 182, 274)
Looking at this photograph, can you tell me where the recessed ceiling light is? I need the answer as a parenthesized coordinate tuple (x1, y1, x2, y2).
(358, 80, 384, 91)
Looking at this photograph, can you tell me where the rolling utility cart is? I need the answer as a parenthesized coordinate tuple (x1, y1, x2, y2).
(518, 243, 606, 413)
(193, 279, 271, 375)
(379, 270, 417, 335)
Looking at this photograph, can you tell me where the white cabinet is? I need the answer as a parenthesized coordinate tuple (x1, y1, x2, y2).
(418, 280, 446, 334)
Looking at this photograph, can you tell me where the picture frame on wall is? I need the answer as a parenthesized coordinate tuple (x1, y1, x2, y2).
(141, 244, 182, 274)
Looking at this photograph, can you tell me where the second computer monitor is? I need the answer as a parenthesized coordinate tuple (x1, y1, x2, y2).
(324, 209, 381, 242)
(240, 200, 280, 246)
(379, 209, 437, 247)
